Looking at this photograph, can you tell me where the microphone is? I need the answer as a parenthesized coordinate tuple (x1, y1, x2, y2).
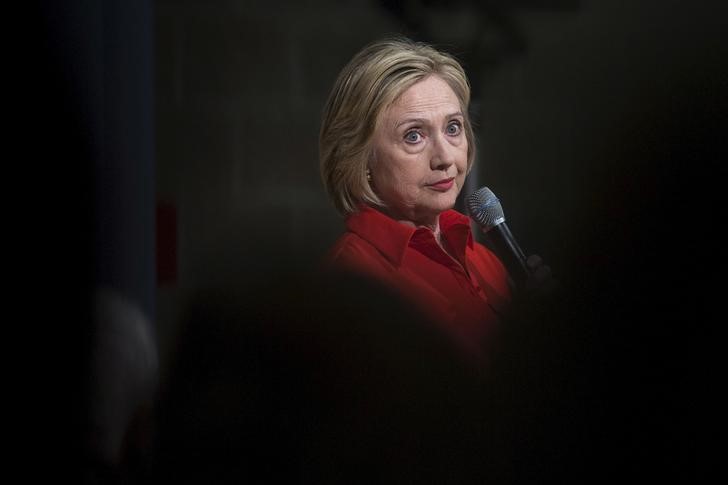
(466, 186, 530, 286)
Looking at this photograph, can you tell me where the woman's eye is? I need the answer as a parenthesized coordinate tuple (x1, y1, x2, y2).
(404, 131, 422, 143)
(446, 121, 462, 135)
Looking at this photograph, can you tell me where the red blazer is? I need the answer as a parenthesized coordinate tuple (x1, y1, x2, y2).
(326, 206, 512, 363)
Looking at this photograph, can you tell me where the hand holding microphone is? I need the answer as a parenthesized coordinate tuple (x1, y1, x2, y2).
(466, 186, 558, 297)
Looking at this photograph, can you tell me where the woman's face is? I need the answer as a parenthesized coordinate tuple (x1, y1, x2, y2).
(370, 75, 468, 227)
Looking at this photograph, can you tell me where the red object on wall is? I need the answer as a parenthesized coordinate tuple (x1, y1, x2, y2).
(156, 201, 177, 285)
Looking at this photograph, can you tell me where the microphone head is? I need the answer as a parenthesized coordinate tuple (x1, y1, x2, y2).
(466, 186, 506, 231)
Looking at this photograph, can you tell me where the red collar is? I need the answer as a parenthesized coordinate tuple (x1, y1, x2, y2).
(345, 206, 474, 266)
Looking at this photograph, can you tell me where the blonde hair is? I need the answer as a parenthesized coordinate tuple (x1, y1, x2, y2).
(319, 36, 476, 216)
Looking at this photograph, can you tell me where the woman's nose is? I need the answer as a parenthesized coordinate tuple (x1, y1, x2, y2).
(429, 133, 455, 170)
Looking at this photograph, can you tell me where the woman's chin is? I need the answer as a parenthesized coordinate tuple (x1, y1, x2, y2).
(431, 192, 459, 212)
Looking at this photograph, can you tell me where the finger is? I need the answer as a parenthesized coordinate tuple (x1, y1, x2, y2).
(532, 264, 552, 280)
(526, 254, 543, 271)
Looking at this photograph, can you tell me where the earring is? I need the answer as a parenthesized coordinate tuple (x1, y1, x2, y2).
(366, 168, 372, 182)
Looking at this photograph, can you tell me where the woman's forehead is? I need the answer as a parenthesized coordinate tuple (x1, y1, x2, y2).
(383, 77, 462, 122)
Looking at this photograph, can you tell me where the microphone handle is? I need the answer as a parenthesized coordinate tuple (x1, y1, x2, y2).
(482, 222, 530, 286)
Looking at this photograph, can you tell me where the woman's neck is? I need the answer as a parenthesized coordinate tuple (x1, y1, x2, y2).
(395, 216, 440, 236)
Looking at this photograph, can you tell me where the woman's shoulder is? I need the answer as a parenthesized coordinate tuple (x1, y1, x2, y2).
(327, 232, 383, 263)
(325, 232, 394, 276)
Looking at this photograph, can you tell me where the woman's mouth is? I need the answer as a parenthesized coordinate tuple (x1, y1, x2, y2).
(427, 177, 455, 191)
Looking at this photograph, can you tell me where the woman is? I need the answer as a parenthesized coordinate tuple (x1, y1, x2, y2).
(319, 37, 548, 363)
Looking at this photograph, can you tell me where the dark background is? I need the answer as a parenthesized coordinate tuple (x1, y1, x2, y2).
(28, 0, 725, 483)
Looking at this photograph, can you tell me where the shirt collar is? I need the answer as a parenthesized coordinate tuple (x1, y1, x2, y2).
(345, 206, 475, 266)
(439, 208, 475, 262)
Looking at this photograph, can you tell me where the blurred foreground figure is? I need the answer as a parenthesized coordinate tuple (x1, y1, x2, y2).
(84, 288, 157, 484)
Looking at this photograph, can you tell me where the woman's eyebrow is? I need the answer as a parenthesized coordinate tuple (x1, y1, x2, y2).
(395, 117, 427, 128)
(394, 112, 464, 129)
